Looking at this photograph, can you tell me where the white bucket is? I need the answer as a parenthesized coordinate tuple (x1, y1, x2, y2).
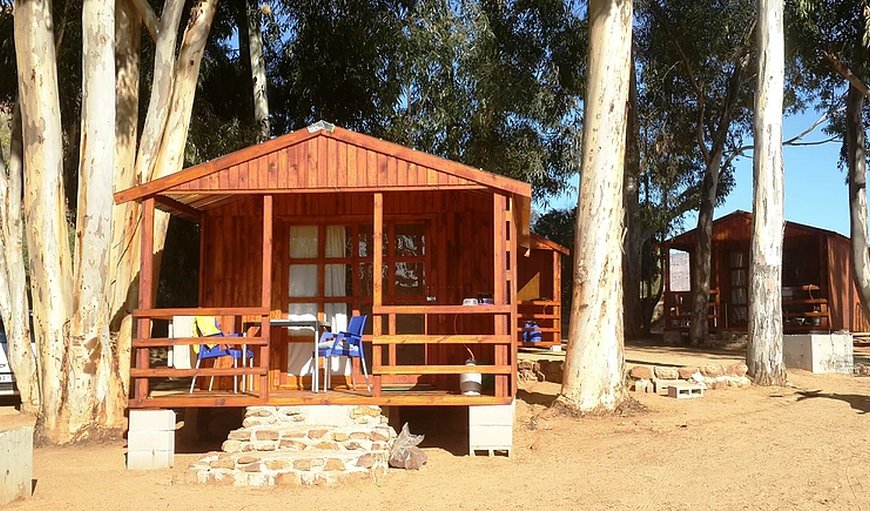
(459, 360, 482, 396)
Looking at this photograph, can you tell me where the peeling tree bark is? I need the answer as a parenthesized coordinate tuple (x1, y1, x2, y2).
(0, 103, 40, 414)
(847, 86, 870, 318)
(557, 0, 632, 413)
(624, 55, 643, 339)
(65, 0, 117, 435)
(747, 0, 787, 386)
(106, 0, 142, 425)
(245, 0, 270, 142)
(688, 163, 719, 345)
(688, 56, 748, 347)
(150, 0, 218, 284)
(14, 0, 74, 441)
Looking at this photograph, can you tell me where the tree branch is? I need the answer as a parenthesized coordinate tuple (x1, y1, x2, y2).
(719, 107, 844, 167)
(822, 49, 870, 99)
(127, 0, 159, 42)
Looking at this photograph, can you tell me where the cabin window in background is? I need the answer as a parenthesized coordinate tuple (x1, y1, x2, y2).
(729, 250, 749, 326)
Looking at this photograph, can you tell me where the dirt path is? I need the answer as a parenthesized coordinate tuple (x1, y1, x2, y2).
(7, 368, 870, 510)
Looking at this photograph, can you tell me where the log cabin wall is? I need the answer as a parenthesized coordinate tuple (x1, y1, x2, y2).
(198, 189, 497, 389)
(665, 210, 870, 334)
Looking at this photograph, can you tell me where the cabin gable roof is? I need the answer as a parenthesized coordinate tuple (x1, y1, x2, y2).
(114, 123, 531, 204)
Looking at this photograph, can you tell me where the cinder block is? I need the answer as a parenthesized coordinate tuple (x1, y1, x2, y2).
(469, 402, 515, 426)
(129, 410, 177, 431)
(127, 449, 175, 470)
(667, 382, 704, 399)
(654, 379, 679, 395)
(128, 430, 175, 452)
(151, 449, 175, 467)
(469, 401, 514, 456)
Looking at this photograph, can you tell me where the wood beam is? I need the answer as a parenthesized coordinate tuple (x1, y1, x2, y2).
(155, 195, 203, 221)
(373, 335, 512, 345)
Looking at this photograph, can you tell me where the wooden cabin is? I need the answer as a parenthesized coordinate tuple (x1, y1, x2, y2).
(663, 210, 870, 335)
(115, 122, 535, 409)
(516, 234, 569, 348)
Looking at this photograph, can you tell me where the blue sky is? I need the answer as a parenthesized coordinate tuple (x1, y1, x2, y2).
(546, 108, 851, 237)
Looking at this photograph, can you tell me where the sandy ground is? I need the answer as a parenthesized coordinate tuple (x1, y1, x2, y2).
(6, 344, 870, 511)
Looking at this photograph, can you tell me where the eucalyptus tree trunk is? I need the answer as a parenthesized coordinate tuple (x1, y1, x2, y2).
(246, 0, 270, 141)
(623, 54, 643, 339)
(846, 86, 870, 318)
(150, 0, 218, 281)
(557, 0, 632, 413)
(13, 0, 74, 441)
(688, 170, 718, 345)
(0, 104, 39, 414)
(107, 0, 142, 418)
(67, 0, 117, 432)
(747, 0, 787, 385)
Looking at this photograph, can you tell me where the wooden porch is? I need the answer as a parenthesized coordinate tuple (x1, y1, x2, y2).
(118, 124, 530, 408)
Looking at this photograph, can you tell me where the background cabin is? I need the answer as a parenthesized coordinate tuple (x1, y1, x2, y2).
(663, 210, 870, 335)
(116, 122, 552, 409)
(516, 234, 569, 348)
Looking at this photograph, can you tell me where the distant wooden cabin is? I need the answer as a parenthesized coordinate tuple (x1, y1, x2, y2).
(114, 122, 558, 409)
(516, 234, 569, 348)
(663, 210, 870, 335)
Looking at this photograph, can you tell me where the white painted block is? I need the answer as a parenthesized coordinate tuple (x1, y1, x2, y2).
(469, 401, 514, 455)
(151, 450, 175, 467)
(127, 449, 175, 470)
(128, 409, 176, 431)
(783, 333, 853, 374)
(128, 430, 175, 452)
(0, 418, 34, 506)
(654, 379, 679, 395)
(127, 449, 156, 470)
(469, 401, 515, 426)
(549, 345, 563, 353)
(469, 425, 512, 447)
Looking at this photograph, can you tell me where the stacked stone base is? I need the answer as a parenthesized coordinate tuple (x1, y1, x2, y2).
(628, 363, 751, 393)
(191, 405, 396, 486)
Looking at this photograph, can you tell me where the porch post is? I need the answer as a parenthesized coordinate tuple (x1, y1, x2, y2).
(493, 193, 508, 397)
(260, 195, 273, 400)
(135, 197, 155, 403)
(508, 197, 518, 397)
(372, 192, 383, 396)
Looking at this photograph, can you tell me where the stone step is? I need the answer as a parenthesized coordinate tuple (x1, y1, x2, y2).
(197, 404, 396, 486)
(222, 423, 394, 453)
(242, 405, 386, 428)
(191, 448, 390, 487)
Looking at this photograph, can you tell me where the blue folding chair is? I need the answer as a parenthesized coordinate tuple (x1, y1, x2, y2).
(315, 315, 370, 392)
(189, 316, 254, 393)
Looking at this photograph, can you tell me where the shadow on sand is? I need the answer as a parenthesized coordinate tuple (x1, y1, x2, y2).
(516, 389, 557, 407)
(796, 390, 870, 414)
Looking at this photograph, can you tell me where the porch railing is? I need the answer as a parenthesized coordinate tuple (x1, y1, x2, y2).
(130, 306, 271, 405)
(371, 305, 515, 399)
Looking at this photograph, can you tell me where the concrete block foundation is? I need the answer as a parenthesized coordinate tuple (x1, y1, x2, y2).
(469, 401, 514, 457)
(127, 409, 176, 470)
(783, 333, 853, 374)
(0, 414, 34, 506)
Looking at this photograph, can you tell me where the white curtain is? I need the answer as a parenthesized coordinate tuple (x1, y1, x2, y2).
(325, 225, 350, 376)
(286, 225, 350, 378)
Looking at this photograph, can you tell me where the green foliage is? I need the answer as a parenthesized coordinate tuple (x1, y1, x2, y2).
(787, 0, 870, 165)
(262, 0, 586, 200)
